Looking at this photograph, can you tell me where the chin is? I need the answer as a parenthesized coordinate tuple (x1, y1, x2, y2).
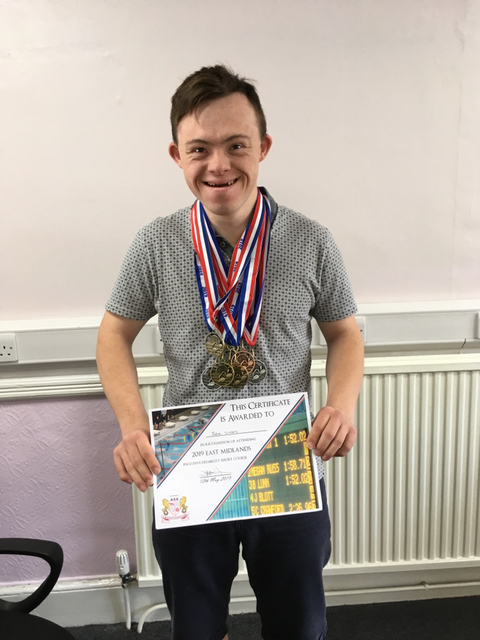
(201, 194, 240, 214)
(206, 204, 237, 217)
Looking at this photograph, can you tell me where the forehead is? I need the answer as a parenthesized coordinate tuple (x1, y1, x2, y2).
(176, 93, 261, 143)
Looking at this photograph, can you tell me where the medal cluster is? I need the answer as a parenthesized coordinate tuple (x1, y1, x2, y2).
(202, 333, 267, 391)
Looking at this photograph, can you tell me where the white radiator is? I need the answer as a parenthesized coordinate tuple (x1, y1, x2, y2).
(134, 354, 480, 604)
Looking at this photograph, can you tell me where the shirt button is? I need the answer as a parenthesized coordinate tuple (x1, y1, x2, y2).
(220, 241, 226, 248)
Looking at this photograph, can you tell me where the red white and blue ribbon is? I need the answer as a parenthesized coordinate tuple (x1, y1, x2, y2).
(191, 189, 271, 346)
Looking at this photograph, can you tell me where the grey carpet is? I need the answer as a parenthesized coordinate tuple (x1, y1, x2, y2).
(67, 596, 480, 640)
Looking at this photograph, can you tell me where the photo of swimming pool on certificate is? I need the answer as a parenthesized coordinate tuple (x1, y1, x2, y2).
(149, 392, 322, 529)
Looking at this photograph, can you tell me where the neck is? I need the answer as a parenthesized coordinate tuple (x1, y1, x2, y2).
(204, 189, 260, 247)
(209, 216, 250, 247)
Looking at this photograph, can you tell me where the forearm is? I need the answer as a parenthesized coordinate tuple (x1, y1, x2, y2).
(97, 312, 160, 490)
(308, 316, 364, 459)
(324, 328, 364, 418)
(96, 316, 149, 436)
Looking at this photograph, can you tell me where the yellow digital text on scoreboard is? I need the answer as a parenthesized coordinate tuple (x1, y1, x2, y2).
(247, 429, 318, 516)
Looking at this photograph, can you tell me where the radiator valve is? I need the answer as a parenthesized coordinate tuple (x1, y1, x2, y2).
(116, 549, 136, 587)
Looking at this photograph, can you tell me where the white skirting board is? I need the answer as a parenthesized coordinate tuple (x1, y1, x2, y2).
(1, 567, 480, 629)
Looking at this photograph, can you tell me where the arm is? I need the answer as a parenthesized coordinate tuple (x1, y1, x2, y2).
(96, 310, 160, 491)
(306, 315, 364, 461)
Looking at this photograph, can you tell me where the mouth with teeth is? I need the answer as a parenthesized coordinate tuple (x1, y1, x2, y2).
(204, 179, 238, 188)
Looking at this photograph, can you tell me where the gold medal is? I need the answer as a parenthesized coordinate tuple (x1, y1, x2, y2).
(205, 333, 224, 358)
(210, 362, 235, 386)
(203, 335, 266, 390)
(230, 365, 249, 389)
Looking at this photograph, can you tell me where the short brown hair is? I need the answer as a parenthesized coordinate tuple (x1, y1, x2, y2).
(170, 65, 267, 144)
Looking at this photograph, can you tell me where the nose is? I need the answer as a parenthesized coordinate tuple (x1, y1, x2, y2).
(207, 148, 231, 174)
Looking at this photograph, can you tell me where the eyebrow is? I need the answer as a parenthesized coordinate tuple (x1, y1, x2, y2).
(185, 134, 251, 145)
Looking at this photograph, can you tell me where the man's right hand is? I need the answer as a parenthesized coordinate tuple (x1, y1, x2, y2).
(113, 429, 161, 492)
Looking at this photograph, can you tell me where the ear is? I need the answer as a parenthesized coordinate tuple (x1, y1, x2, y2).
(168, 142, 183, 167)
(259, 134, 273, 162)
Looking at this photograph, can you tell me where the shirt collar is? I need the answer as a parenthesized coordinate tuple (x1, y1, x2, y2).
(214, 186, 278, 250)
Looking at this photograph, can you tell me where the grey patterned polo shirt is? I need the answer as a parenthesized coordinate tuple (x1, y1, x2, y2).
(106, 188, 358, 480)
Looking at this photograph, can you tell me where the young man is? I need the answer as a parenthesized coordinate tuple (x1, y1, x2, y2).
(97, 65, 364, 640)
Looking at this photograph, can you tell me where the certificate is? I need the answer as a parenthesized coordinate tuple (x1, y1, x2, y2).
(149, 392, 322, 529)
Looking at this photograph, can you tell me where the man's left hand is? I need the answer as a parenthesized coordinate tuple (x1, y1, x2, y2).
(306, 406, 357, 461)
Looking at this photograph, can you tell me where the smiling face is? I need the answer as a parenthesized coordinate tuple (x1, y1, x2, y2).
(169, 93, 272, 229)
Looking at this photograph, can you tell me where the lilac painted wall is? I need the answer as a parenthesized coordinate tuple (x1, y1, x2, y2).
(0, 396, 136, 586)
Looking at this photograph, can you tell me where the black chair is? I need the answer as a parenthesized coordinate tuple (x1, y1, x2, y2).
(0, 538, 75, 639)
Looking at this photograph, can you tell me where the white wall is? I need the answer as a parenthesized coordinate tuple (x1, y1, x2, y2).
(1, 0, 479, 321)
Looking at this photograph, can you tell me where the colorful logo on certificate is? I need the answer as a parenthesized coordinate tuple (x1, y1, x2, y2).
(161, 495, 189, 523)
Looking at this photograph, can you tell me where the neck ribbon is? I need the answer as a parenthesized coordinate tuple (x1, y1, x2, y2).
(191, 189, 271, 346)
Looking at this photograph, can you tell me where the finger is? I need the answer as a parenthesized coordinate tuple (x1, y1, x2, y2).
(307, 424, 323, 450)
(114, 445, 150, 491)
(311, 412, 344, 457)
(333, 428, 357, 457)
(127, 430, 158, 465)
(318, 424, 357, 461)
(137, 438, 161, 475)
(122, 448, 157, 491)
(316, 423, 350, 461)
(307, 405, 345, 443)
(113, 448, 133, 485)
(306, 409, 332, 450)
(114, 436, 159, 492)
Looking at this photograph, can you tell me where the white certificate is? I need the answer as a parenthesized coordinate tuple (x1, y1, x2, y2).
(149, 392, 322, 529)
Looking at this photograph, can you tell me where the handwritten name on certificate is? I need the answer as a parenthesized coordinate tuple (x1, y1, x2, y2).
(149, 392, 322, 529)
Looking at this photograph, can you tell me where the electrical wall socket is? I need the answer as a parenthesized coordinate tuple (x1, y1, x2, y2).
(0, 333, 18, 363)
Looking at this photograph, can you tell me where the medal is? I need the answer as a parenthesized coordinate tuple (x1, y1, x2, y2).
(192, 189, 271, 391)
(201, 366, 220, 391)
(249, 360, 267, 384)
(230, 365, 249, 389)
(205, 333, 224, 357)
(232, 348, 255, 374)
(201, 334, 266, 390)
(210, 362, 235, 386)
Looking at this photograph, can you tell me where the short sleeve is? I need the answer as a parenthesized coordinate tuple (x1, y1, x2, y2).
(311, 230, 357, 322)
(105, 227, 158, 321)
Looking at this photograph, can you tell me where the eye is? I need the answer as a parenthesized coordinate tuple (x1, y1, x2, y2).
(231, 143, 244, 150)
(193, 147, 206, 153)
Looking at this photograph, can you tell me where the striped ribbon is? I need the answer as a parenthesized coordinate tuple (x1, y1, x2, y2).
(191, 189, 271, 346)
